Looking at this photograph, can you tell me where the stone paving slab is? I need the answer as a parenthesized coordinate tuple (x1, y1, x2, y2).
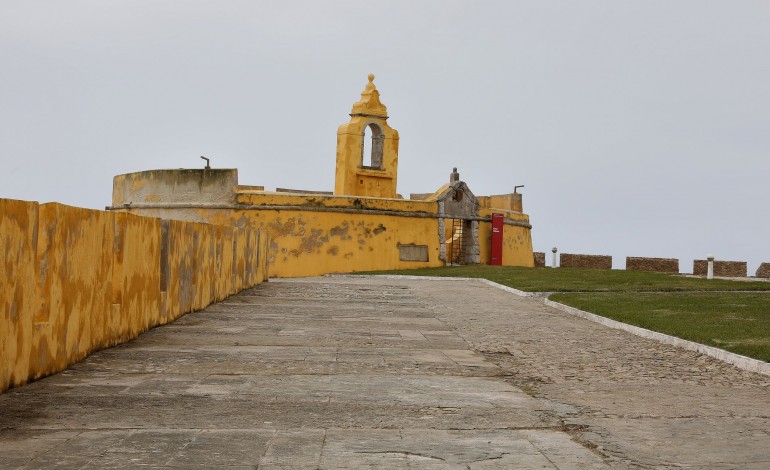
(3, 276, 766, 468)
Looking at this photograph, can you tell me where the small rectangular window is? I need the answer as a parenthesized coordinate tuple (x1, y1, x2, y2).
(399, 244, 429, 262)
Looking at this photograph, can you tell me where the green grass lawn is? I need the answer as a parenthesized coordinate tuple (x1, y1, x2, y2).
(369, 265, 770, 292)
(366, 266, 770, 361)
(551, 293, 770, 362)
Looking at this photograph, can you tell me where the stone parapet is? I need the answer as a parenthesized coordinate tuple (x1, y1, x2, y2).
(533, 252, 546, 267)
(560, 253, 612, 269)
(693, 260, 747, 278)
(626, 257, 679, 273)
(112, 169, 239, 206)
(1, 197, 269, 393)
(755, 263, 770, 278)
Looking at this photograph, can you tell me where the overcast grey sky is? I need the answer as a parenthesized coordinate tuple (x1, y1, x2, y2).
(1, 1, 768, 272)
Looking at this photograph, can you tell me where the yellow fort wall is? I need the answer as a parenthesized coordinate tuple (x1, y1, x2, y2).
(253, 210, 441, 277)
(110, 187, 535, 276)
(478, 221, 535, 267)
(1, 197, 268, 393)
(118, 206, 444, 278)
(477, 208, 535, 267)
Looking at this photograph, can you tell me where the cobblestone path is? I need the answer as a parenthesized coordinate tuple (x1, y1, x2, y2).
(410, 277, 770, 469)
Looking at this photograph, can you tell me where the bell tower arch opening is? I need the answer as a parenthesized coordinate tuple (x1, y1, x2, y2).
(362, 122, 384, 169)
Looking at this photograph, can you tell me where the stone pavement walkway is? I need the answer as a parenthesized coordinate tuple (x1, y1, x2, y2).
(1, 277, 768, 469)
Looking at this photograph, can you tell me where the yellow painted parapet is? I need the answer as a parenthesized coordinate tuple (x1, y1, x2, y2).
(0, 199, 37, 395)
(0, 197, 268, 393)
(477, 193, 524, 213)
(235, 191, 436, 214)
(335, 74, 400, 198)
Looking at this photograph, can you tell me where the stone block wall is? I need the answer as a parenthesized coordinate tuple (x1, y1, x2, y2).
(1, 198, 269, 393)
(560, 253, 612, 269)
(626, 257, 679, 273)
(693, 260, 747, 278)
(533, 252, 546, 267)
(754, 263, 770, 278)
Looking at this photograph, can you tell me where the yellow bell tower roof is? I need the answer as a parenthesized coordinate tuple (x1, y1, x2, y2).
(350, 73, 388, 119)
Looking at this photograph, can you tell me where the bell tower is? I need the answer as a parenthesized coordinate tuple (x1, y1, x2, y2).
(334, 74, 400, 198)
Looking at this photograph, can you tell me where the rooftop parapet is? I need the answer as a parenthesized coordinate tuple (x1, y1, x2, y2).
(112, 169, 238, 207)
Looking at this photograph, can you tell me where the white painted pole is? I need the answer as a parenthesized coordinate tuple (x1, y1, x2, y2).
(707, 254, 714, 280)
(551, 247, 558, 268)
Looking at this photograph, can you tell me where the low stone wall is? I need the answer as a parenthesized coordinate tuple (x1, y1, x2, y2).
(533, 252, 546, 267)
(755, 263, 770, 278)
(1, 198, 269, 393)
(560, 253, 612, 269)
(693, 260, 747, 278)
(626, 257, 679, 273)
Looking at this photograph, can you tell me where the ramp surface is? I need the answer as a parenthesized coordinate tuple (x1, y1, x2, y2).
(1, 277, 767, 468)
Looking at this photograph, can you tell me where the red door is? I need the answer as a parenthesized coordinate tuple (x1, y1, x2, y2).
(490, 213, 503, 265)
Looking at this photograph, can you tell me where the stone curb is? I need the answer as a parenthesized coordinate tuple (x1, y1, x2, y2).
(331, 274, 770, 377)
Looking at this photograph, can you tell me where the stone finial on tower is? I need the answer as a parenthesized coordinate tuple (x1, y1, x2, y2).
(350, 73, 388, 119)
(450, 167, 460, 183)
